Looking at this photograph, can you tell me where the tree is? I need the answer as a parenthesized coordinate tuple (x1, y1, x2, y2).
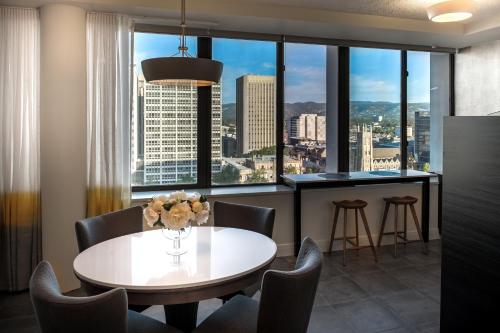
(246, 168, 267, 183)
(177, 175, 195, 184)
(284, 165, 298, 174)
(212, 165, 240, 184)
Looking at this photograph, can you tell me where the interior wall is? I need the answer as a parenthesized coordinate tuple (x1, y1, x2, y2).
(40, 4, 87, 292)
(456, 40, 500, 116)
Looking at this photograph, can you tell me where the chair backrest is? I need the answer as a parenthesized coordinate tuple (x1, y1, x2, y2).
(75, 206, 143, 252)
(30, 261, 128, 333)
(257, 237, 322, 333)
(213, 201, 275, 238)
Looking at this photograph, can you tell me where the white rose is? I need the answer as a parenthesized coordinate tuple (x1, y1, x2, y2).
(156, 195, 169, 203)
(195, 210, 209, 225)
(192, 201, 203, 213)
(169, 191, 188, 202)
(151, 199, 164, 212)
(188, 192, 201, 202)
(143, 207, 159, 228)
(202, 201, 210, 212)
(162, 202, 194, 230)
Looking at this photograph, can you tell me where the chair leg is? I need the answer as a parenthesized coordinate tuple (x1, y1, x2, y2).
(377, 202, 390, 247)
(409, 204, 428, 254)
(393, 204, 399, 258)
(343, 208, 347, 266)
(329, 205, 340, 253)
(403, 204, 408, 245)
(355, 208, 360, 254)
(359, 208, 377, 262)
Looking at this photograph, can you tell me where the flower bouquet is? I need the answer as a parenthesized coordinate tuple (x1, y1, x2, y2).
(143, 191, 210, 255)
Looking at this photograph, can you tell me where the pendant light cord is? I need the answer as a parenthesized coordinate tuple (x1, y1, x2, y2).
(179, 0, 188, 56)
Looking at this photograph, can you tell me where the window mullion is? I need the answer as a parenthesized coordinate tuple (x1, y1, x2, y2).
(401, 50, 408, 170)
(197, 37, 212, 188)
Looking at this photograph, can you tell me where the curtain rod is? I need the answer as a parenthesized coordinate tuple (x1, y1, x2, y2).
(135, 23, 457, 54)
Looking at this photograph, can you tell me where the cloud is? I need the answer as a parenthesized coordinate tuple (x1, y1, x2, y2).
(350, 74, 399, 103)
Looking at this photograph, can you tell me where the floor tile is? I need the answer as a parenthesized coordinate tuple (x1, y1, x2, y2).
(307, 306, 356, 333)
(386, 267, 440, 291)
(349, 270, 410, 297)
(333, 298, 402, 333)
(319, 276, 369, 305)
(379, 290, 440, 329)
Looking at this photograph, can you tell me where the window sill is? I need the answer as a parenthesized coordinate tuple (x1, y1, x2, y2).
(131, 185, 294, 203)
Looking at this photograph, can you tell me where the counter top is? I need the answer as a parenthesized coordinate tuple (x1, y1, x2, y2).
(282, 170, 435, 184)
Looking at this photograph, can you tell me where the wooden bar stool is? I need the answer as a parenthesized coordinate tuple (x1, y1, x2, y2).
(328, 199, 378, 266)
(377, 196, 427, 257)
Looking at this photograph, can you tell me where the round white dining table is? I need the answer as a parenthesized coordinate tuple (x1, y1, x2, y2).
(73, 226, 277, 332)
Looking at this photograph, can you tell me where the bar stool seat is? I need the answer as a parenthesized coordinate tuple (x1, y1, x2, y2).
(329, 199, 377, 266)
(384, 196, 418, 205)
(377, 195, 427, 257)
(333, 200, 368, 209)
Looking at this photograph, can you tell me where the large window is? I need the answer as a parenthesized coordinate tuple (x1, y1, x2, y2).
(407, 51, 450, 172)
(349, 48, 401, 172)
(131, 29, 453, 191)
(211, 38, 277, 185)
(132, 33, 198, 187)
(284, 43, 327, 174)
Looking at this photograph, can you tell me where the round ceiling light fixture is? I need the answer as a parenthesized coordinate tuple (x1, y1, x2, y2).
(427, 0, 476, 23)
(141, 0, 223, 86)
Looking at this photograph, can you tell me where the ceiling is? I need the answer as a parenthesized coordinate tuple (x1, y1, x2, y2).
(2, 0, 500, 49)
(241, 0, 500, 22)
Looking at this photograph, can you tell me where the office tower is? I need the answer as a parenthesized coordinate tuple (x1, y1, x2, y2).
(236, 75, 276, 154)
(139, 76, 222, 185)
(350, 124, 373, 171)
(289, 114, 326, 142)
(415, 111, 431, 169)
(131, 71, 144, 185)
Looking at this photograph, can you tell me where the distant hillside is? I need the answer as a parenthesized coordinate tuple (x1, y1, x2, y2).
(221, 101, 429, 126)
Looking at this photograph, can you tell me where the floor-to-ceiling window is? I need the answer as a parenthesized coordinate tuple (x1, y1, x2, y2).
(407, 51, 450, 172)
(211, 38, 277, 185)
(349, 48, 401, 172)
(283, 43, 327, 174)
(132, 33, 198, 187)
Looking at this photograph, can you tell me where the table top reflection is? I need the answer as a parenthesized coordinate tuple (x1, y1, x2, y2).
(73, 226, 277, 291)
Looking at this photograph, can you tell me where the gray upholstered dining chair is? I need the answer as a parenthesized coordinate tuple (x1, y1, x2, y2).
(213, 201, 276, 300)
(75, 205, 149, 312)
(30, 261, 181, 333)
(75, 205, 143, 252)
(193, 237, 323, 333)
(213, 201, 275, 238)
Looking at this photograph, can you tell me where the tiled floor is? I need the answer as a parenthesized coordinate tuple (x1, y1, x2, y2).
(0, 240, 441, 333)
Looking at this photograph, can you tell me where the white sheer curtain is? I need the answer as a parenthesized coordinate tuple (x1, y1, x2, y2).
(86, 12, 133, 216)
(0, 7, 41, 291)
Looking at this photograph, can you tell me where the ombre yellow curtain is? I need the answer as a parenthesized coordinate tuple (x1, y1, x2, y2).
(86, 13, 133, 217)
(0, 193, 41, 290)
(0, 7, 41, 291)
(86, 187, 130, 218)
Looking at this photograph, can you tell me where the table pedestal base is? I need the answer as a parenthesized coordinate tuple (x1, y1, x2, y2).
(164, 302, 199, 333)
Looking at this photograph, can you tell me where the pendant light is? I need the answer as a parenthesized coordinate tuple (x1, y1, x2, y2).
(427, 0, 475, 23)
(141, 0, 223, 86)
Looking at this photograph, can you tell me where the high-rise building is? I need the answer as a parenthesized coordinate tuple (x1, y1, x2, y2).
(350, 124, 373, 171)
(236, 75, 276, 155)
(415, 111, 430, 169)
(136, 76, 222, 185)
(289, 114, 326, 142)
(131, 70, 144, 185)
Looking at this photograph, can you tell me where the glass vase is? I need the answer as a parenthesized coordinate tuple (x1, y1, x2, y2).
(161, 222, 192, 256)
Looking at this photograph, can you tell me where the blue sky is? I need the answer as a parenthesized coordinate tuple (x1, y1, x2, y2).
(134, 33, 430, 104)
